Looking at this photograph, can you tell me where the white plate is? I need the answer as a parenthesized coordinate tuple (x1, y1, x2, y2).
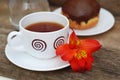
(53, 8, 115, 36)
(5, 44, 69, 71)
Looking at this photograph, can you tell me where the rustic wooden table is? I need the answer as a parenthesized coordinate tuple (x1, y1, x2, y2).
(0, 0, 120, 80)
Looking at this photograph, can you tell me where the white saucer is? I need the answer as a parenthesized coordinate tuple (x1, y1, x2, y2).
(53, 8, 115, 36)
(5, 44, 69, 71)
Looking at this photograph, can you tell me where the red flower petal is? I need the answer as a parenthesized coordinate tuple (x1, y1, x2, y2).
(85, 58, 93, 71)
(61, 49, 76, 61)
(56, 44, 69, 56)
(77, 59, 86, 72)
(87, 55, 94, 63)
(80, 39, 101, 53)
(69, 31, 80, 48)
(56, 44, 75, 61)
(69, 59, 82, 72)
(70, 58, 89, 72)
(69, 30, 79, 41)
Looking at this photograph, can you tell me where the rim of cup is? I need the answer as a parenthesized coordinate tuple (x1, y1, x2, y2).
(19, 12, 69, 35)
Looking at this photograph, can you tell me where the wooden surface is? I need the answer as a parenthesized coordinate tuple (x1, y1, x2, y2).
(0, 0, 120, 80)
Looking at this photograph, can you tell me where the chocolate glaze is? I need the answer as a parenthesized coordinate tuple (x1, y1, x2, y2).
(62, 0, 100, 23)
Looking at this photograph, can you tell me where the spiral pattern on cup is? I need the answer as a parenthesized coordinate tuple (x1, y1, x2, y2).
(32, 39, 47, 52)
(54, 36, 65, 49)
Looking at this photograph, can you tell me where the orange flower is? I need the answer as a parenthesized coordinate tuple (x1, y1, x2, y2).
(56, 31, 101, 72)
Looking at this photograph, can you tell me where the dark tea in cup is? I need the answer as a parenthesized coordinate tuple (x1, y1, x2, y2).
(25, 22, 64, 32)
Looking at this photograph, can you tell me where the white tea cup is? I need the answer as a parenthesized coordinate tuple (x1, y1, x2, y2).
(7, 12, 69, 59)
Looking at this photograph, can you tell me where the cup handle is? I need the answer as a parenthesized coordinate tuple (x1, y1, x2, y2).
(7, 31, 25, 51)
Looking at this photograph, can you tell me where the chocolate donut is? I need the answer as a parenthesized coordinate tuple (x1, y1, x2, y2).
(62, 0, 100, 30)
